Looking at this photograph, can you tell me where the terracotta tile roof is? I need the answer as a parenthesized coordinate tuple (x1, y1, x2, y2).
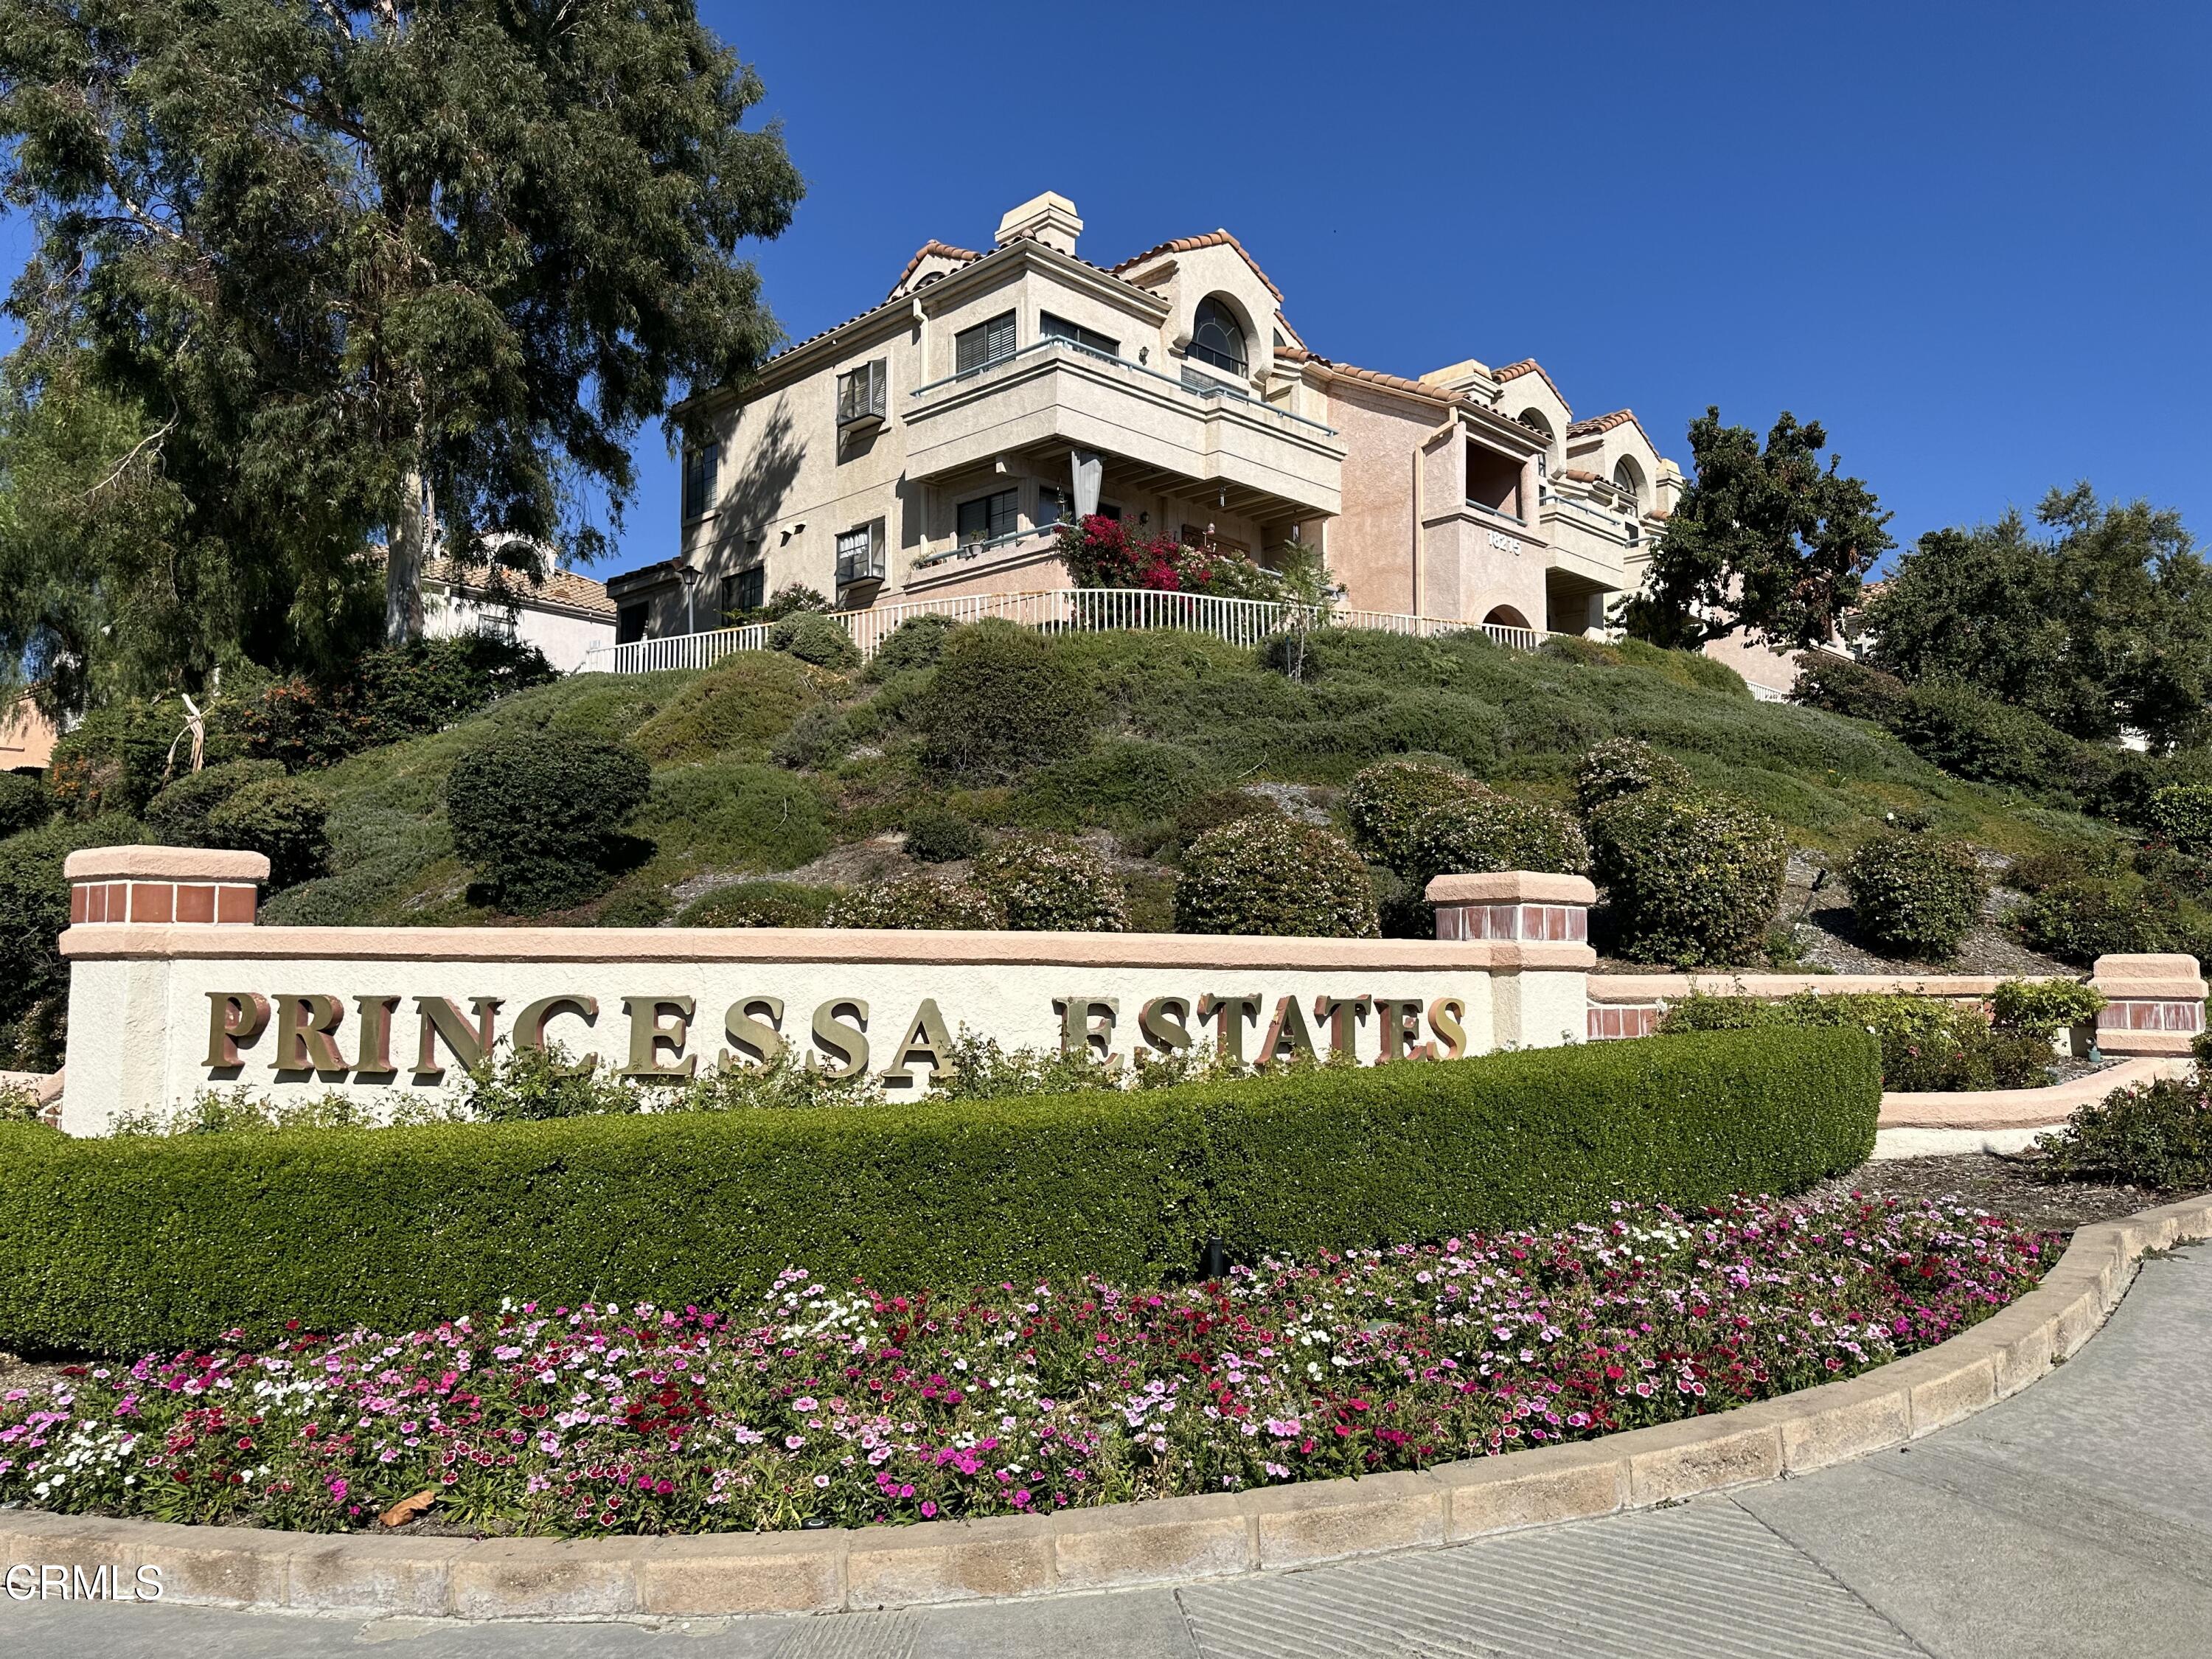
(1492, 358, 1571, 416)
(886, 240, 981, 299)
(1110, 230, 1287, 305)
(1568, 408, 1638, 436)
(1310, 357, 1547, 449)
(427, 554, 616, 620)
(1646, 507, 1672, 522)
(1560, 467, 1601, 483)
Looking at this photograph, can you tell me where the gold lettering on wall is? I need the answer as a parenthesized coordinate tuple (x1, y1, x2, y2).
(1057, 995, 1121, 1068)
(515, 995, 599, 1051)
(1197, 992, 1263, 1065)
(1138, 996, 1192, 1052)
(203, 992, 271, 1068)
(1375, 997, 1430, 1062)
(621, 996, 698, 1079)
(809, 998, 870, 1078)
(1315, 995, 1372, 1058)
(1427, 997, 1467, 1060)
(352, 995, 400, 1075)
(414, 996, 502, 1079)
(1256, 995, 1321, 1068)
(721, 996, 786, 1067)
(274, 994, 347, 1074)
(881, 998, 956, 1084)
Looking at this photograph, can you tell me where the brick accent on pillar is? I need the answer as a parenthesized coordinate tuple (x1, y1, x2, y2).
(2090, 953, 2207, 1057)
(1425, 872, 1596, 945)
(62, 846, 269, 927)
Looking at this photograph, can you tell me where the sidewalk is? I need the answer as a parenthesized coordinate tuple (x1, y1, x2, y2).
(8, 1245, 2211, 1658)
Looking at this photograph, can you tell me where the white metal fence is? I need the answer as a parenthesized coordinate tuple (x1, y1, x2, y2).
(580, 588, 1551, 675)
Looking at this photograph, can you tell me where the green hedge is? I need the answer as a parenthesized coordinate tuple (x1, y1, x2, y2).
(0, 1028, 1877, 1352)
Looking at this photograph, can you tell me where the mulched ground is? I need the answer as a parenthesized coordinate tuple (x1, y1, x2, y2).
(1816, 1152, 2181, 1234)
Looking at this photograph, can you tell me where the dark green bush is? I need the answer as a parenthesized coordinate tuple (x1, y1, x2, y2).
(0, 813, 142, 1068)
(2010, 877, 2177, 964)
(863, 613, 956, 681)
(1843, 827, 1986, 960)
(1790, 655, 1908, 724)
(1171, 786, 1283, 858)
(629, 654, 821, 764)
(1658, 992, 2048, 1092)
(204, 776, 333, 889)
(1588, 792, 1788, 965)
(1344, 758, 1477, 870)
(446, 733, 652, 914)
(0, 1027, 1879, 1349)
(1888, 681, 2087, 796)
(143, 759, 285, 844)
(911, 624, 1096, 781)
(2144, 784, 2212, 855)
(676, 881, 834, 928)
(1991, 977, 2106, 1040)
(1572, 738, 1693, 817)
(1403, 789, 1588, 888)
(902, 807, 984, 863)
(1011, 740, 1205, 831)
(971, 831, 1130, 931)
(0, 773, 52, 838)
(768, 612, 861, 672)
(237, 636, 556, 771)
(769, 705, 850, 771)
(2035, 1076, 2212, 1190)
(825, 875, 1005, 929)
(1175, 816, 1378, 937)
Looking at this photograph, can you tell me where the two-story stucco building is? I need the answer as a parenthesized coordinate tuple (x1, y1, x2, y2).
(607, 192, 1683, 647)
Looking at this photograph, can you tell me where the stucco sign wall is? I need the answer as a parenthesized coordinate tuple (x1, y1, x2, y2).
(55, 850, 1597, 1135)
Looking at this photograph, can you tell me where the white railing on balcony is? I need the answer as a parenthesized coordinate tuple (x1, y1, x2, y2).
(580, 588, 1554, 676)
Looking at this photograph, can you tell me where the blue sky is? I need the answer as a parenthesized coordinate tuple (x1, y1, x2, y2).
(7, 0, 2209, 578)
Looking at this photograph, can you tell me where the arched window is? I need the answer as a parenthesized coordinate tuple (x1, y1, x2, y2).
(1518, 408, 1554, 441)
(1612, 456, 1645, 507)
(1483, 605, 1533, 630)
(1189, 296, 1248, 376)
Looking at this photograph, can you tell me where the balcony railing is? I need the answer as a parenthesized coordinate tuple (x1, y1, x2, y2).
(580, 588, 1554, 675)
(908, 337, 1338, 438)
(836, 361, 888, 428)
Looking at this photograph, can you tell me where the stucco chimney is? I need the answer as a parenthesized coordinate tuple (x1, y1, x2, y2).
(995, 192, 1082, 256)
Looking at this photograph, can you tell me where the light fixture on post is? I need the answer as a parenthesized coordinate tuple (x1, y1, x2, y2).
(678, 564, 703, 636)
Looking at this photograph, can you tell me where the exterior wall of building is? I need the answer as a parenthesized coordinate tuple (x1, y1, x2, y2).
(0, 698, 57, 772)
(423, 587, 615, 674)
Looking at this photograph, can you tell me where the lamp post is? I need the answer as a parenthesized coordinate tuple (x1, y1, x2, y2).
(679, 564, 703, 635)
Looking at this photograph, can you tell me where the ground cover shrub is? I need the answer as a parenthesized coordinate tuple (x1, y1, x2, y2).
(1843, 824, 1986, 960)
(970, 831, 1130, 931)
(142, 759, 285, 839)
(676, 881, 835, 928)
(446, 733, 652, 914)
(769, 705, 851, 771)
(1587, 792, 1788, 964)
(203, 776, 334, 889)
(826, 874, 1006, 929)
(1175, 815, 1378, 937)
(912, 623, 1096, 781)
(1344, 757, 1478, 869)
(0, 813, 142, 1069)
(2035, 1075, 2212, 1190)
(628, 654, 821, 763)
(0, 1187, 2041, 1536)
(0, 1026, 1879, 1355)
(0, 772, 52, 837)
(863, 613, 955, 681)
(1613, 638, 1751, 699)
(1989, 978, 2105, 1042)
(768, 612, 861, 672)
(238, 636, 556, 771)
(2143, 784, 2212, 855)
(2009, 874, 2181, 964)
(638, 762, 830, 874)
(1790, 655, 1907, 725)
(901, 807, 984, 863)
(1169, 786, 1283, 858)
(1010, 740, 1206, 831)
(1656, 992, 2049, 1092)
(1572, 738, 1693, 817)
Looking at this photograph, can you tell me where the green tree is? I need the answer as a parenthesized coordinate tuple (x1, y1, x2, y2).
(0, 0, 801, 675)
(1624, 408, 1892, 651)
(1865, 485, 2212, 748)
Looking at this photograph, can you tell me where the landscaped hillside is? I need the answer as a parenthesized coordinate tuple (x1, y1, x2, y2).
(258, 625, 2102, 935)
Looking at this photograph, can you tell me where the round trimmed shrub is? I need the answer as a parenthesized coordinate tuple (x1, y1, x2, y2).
(143, 759, 285, 844)
(971, 831, 1130, 932)
(902, 807, 984, 864)
(447, 733, 653, 915)
(2011, 877, 2174, 965)
(1843, 828, 1986, 960)
(1405, 790, 1589, 888)
(0, 773, 52, 838)
(770, 706, 849, 771)
(1572, 738, 1693, 818)
(1587, 791, 1788, 965)
(2145, 784, 2212, 855)
(1345, 758, 1477, 871)
(1175, 816, 1379, 938)
(911, 623, 1096, 781)
(203, 776, 333, 890)
(864, 613, 956, 681)
(767, 612, 860, 672)
(1172, 787, 1282, 858)
(676, 881, 833, 928)
(826, 875, 1006, 931)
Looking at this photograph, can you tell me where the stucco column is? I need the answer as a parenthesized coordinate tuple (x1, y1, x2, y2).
(59, 846, 268, 1135)
(1426, 872, 1596, 1049)
(2090, 953, 2207, 1057)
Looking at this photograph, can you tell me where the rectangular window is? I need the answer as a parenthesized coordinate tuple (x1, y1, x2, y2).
(956, 487, 1020, 546)
(836, 521, 886, 586)
(1040, 311, 1119, 358)
(837, 360, 888, 428)
(953, 310, 1017, 375)
(681, 442, 718, 521)
(616, 605, 647, 645)
(720, 565, 765, 620)
(1034, 488, 1065, 529)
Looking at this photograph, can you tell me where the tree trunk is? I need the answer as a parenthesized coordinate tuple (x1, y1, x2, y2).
(386, 467, 433, 645)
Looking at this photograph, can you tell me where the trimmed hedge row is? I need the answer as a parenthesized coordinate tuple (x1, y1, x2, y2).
(0, 1028, 1878, 1352)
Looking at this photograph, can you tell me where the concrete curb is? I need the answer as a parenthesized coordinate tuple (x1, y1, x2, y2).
(4, 1193, 2207, 1621)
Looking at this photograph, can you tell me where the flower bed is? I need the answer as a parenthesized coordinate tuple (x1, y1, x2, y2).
(0, 1194, 2051, 1537)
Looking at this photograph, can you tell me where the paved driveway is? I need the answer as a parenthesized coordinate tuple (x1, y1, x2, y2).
(7, 1245, 2210, 1658)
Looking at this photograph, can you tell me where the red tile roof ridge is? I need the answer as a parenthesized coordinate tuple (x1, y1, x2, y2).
(1492, 358, 1572, 415)
(887, 240, 982, 299)
(1110, 229, 1287, 305)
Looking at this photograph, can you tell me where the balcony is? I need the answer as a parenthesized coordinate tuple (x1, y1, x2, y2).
(904, 337, 1344, 520)
(1538, 481, 1648, 588)
(837, 360, 888, 431)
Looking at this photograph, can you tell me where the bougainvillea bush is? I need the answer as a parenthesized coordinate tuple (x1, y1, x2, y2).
(0, 1194, 2049, 1537)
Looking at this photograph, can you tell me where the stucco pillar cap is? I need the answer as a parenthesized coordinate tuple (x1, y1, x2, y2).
(2091, 953, 2207, 995)
(63, 846, 271, 883)
(1425, 872, 1596, 906)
